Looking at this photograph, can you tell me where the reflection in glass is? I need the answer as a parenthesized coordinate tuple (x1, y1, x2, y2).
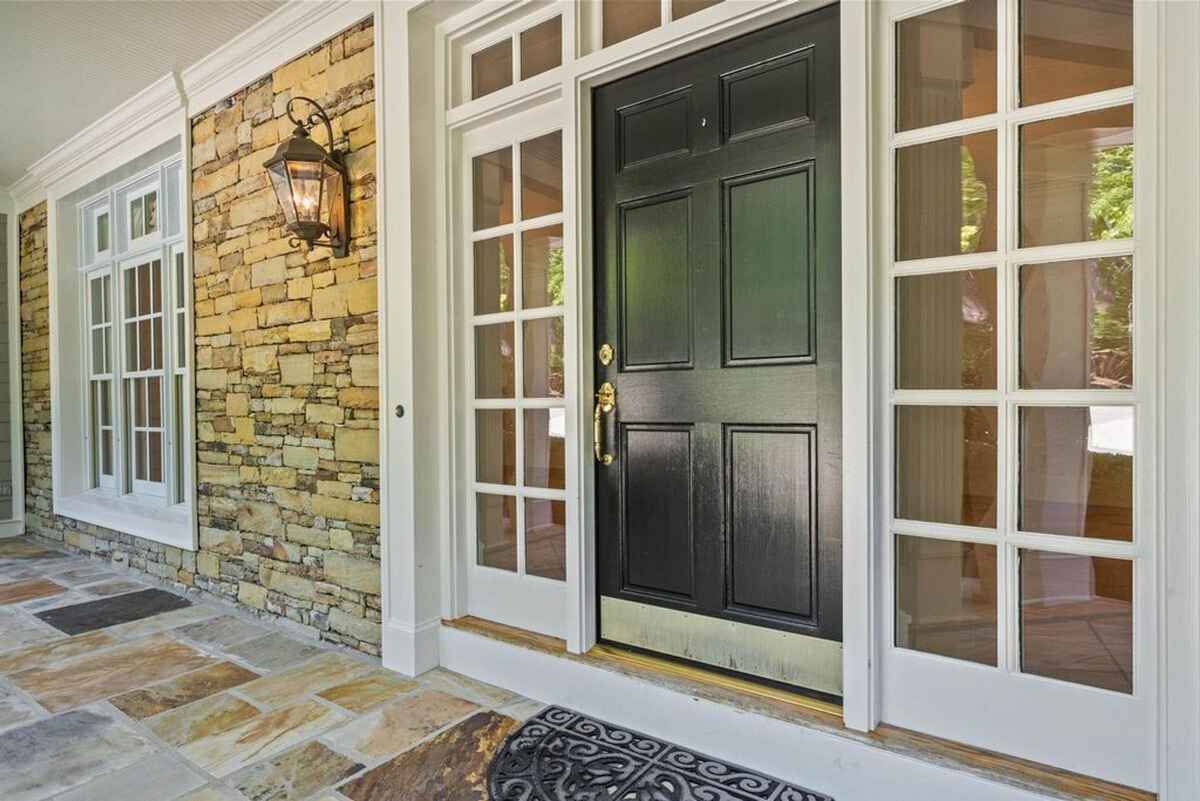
(896, 131, 997, 261)
(1020, 406, 1133, 541)
(97, 212, 109, 253)
(473, 236, 514, 315)
(673, 0, 722, 19)
(471, 38, 513, 100)
(896, 269, 997, 390)
(603, 0, 661, 47)
(476, 409, 516, 485)
(896, 0, 997, 132)
(473, 147, 513, 231)
(1020, 105, 1133, 248)
(520, 131, 562, 219)
(523, 317, 564, 398)
(1020, 258, 1133, 389)
(525, 499, 566, 581)
(896, 405, 998, 528)
(1021, 550, 1132, 693)
(896, 535, 997, 665)
(477, 493, 517, 572)
(520, 16, 562, 80)
(1020, 0, 1132, 108)
(522, 225, 564, 309)
(474, 323, 515, 399)
(524, 409, 565, 489)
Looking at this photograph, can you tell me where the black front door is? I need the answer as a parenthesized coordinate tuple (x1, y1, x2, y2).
(593, 7, 842, 694)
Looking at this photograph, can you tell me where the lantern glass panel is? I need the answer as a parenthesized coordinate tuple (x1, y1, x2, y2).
(287, 160, 325, 224)
(268, 162, 297, 225)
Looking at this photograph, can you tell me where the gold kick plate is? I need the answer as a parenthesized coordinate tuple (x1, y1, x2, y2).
(594, 381, 616, 466)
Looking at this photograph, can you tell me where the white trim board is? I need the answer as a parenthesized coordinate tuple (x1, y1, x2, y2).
(439, 624, 1055, 801)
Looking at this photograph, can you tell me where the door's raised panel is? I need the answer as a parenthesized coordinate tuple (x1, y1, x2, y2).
(621, 424, 695, 600)
(726, 425, 817, 623)
(721, 48, 812, 144)
(723, 163, 815, 366)
(617, 88, 693, 171)
(620, 192, 693, 370)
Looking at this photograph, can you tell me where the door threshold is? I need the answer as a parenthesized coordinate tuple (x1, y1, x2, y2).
(439, 616, 1155, 801)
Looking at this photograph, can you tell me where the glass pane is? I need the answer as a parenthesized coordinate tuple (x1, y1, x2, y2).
(896, 535, 998, 666)
(896, 269, 997, 390)
(101, 430, 113, 477)
(269, 164, 297, 225)
(125, 322, 137, 371)
(1021, 551, 1132, 693)
(99, 380, 111, 427)
(139, 320, 152, 370)
(125, 268, 136, 319)
(133, 378, 146, 427)
(1019, 406, 1133, 541)
(525, 499, 566, 581)
(476, 493, 517, 572)
(1020, 0, 1132, 108)
(130, 196, 143, 239)
(135, 431, 148, 481)
(90, 278, 103, 323)
(475, 409, 516, 485)
(103, 275, 111, 322)
(896, 405, 998, 528)
(896, 130, 997, 261)
(175, 252, 186, 310)
(521, 225, 564, 310)
(137, 261, 151, 316)
(1020, 257, 1133, 390)
(520, 131, 562, 219)
(97, 212, 109, 253)
(473, 148, 513, 231)
(153, 318, 163, 370)
(523, 317, 564, 398)
(287, 162, 324, 224)
(149, 431, 163, 483)
(1019, 104, 1133, 248)
(520, 16, 561, 80)
(524, 408, 565, 489)
(896, 0, 997, 132)
(147, 377, 162, 429)
(473, 236, 514, 315)
(91, 330, 104, 375)
(474, 323, 515, 399)
(151, 260, 162, 314)
(673, 0, 722, 19)
(603, 0, 660, 47)
(145, 191, 159, 234)
(177, 313, 186, 367)
(175, 374, 184, 501)
(104, 328, 111, 373)
(471, 38, 513, 100)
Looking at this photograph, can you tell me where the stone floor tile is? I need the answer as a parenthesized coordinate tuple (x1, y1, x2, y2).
(10, 633, 218, 712)
(418, 667, 517, 707)
(0, 630, 118, 674)
(337, 711, 518, 801)
(239, 652, 374, 709)
(226, 632, 326, 672)
(81, 579, 148, 597)
(177, 786, 245, 801)
(176, 615, 269, 650)
(110, 661, 260, 719)
(0, 683, 41, 731)
(316, 670, 418, 713)
(147, 691, 261, 747)
(19, 590, 95, 613)
(0, 579, 66, 606)
(323, 688, 479, 760)
(107, 605, 220, 639)
(0, 609, 63, 653)
(181, 698, 349, 776)
(49, 567, 120, 587)
(35, 588, 192, 635)
(229, 739, 364, 801)
(495, 697, 547, 722)
(49, 751, 207, 801)
(0, 705, 154, 801)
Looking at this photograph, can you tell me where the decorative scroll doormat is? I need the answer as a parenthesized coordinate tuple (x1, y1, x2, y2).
(488, 706, 835, 801)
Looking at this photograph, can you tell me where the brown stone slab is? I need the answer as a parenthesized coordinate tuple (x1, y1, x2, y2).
(0, 578, 66, 606)
(323, 688, 478, 759)
(10, 633, 218, 712)
(337, 711, 518, 801)
(110, 661, 261, 719)
(147, 692, 261, 748)
(316, 670, 418, 713)
(0, 630, 116, 674)
(229, 740, 364, 801)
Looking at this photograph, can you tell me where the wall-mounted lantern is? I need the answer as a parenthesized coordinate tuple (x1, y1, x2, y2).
(264, 96, 350, 257)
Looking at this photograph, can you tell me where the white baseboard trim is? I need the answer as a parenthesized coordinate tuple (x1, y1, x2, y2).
(438, 625, 1057, 801)
(0, 519, 24, 539)
(381, 617, 440, 677)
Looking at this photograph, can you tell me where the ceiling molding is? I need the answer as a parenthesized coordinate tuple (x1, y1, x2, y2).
(181, 0, 376, 116)
(8, 170, 45, 215)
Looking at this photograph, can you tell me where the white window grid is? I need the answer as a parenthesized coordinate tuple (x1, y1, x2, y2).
(78, 158, 189, 507)
(86, 271, 115, 490)
(884, 0, 1144, 690)
(122, 256, 166, 497)
(467, 124, 567, 582)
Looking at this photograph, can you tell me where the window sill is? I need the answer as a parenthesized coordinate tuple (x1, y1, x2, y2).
(56, 490, 195, 551)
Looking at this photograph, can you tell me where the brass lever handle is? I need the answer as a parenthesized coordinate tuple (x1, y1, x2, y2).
(593, 381, 615, 466)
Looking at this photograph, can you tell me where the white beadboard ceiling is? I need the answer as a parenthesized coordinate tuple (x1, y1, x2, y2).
(0, 0, 284, 187)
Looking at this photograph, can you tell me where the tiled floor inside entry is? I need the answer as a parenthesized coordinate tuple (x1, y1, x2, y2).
(0, 538, 544, 801)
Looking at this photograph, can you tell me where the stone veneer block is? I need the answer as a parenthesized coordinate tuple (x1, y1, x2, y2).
(338, 711, 519, 801)
(110, 661, 261, 718)
(35, 588, 191, 635)
(228, 740, 364, 801)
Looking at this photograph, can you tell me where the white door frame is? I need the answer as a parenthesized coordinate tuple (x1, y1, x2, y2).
(375, 1, 1200, 796)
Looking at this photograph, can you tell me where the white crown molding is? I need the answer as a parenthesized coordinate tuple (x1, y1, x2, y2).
(8, 171, 46, 215)
(181, 0, 376, 116)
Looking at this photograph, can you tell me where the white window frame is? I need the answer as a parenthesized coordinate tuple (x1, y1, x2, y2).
(876, 0, 1156, 789)
(85, 268, 115, 491)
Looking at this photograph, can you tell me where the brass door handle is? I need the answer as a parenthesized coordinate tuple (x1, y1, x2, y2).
(594, 381, 615, 466)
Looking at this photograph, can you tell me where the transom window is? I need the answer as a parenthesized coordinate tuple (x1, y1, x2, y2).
(469, 12, 563, 101)
(890, 0, 1137, 694)
(78, 158, 188, 505)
